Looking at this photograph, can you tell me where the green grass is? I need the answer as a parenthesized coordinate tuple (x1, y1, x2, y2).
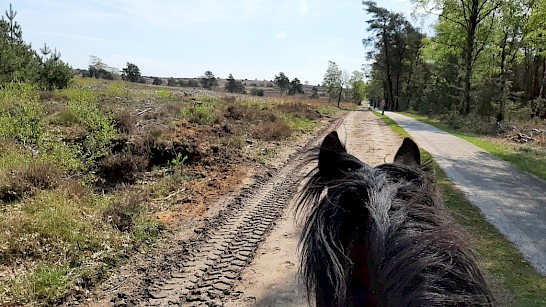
(283, 114, 319, 133)
(400, 112, 546, 181)
(318, 105, 340, 117)
(375, 112, 546, 306)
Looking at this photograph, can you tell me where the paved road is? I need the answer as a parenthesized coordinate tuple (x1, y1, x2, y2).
(385, 111, 546, 275)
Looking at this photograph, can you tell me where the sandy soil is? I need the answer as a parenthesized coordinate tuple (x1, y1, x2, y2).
(224, 108, 404, 306)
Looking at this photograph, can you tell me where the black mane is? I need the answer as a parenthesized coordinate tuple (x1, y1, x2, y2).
(297, 131, 495, 306)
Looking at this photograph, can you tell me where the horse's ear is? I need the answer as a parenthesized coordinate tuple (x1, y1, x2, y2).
(394, 138, 421, 166)
(318, 131, 346, 178)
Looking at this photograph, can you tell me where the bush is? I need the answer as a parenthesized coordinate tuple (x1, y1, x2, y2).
(102, 190, 146, 232)
(39, 58, 73, 90)
(97, 153, 148, 185)
(153, 77, 162, 85)
(275, 103, 321, 120)
(252, 120, 291, 141)
(0, 161, 62, 202)
(113, 111, 137, 134)
(250, 88, 265, 96)
(63, 88, 116, 159)
(224, 104, 276, 122)
(180, 102, 218, 124)
(0, 83, 45, 145)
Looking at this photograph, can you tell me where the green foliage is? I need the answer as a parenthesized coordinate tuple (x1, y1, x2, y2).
(274, 72, 290, 95)
(62, 87, 116, 160)
(87, 56, 116, 80)
(363, 1, 423, 111)
(288, 78, 304, 95)
(200, 71, 218, 89)
(225, 74, 245, 93)
(152, 77, 162, 85)
(250, 88, 265, 96)
(39, 54, 73, 90)
(122, 62, 141, 82)
(156, 89, 173, 99)
(180, 101, 218, 124)
(0, 5, 72, 89)
(322, 61, 341, 97)
(0, 83, 44, 145)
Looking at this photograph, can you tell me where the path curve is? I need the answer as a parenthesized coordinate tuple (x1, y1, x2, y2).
(385, 111, 546, 275)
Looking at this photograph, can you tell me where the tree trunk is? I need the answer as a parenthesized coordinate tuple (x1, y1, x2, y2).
(538, 59, 546, 98)
(498, 32, 508, 122)
(382, 29, 395, 111)
(337, 86, 343, 108)
(463, 0, 479, 115)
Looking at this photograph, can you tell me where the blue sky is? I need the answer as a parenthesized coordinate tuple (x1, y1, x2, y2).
(10, 0, 434, 85)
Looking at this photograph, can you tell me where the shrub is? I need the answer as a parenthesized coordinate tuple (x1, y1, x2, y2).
(63, 88, 116, 159)
(250, 88, 265, 96)
(180, 102, 218, 124)
(0, 83, 45, 145)
(102, 190, 146, 231)
(39, 57, 73, 90)
(252, 120, 291, 141)
(224, 104, 275, 122)
(276, 103, 321, 120)
(153, 77, 162, 85)
(0, 161, 62, 202)
(97, 153, 148, 185)
(113, 111, 137, 134)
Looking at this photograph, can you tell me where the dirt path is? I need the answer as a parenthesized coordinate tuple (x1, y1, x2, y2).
(79, 109, 403, 306)
(223, 108, 403, 306)
(385, 111, 546, 275)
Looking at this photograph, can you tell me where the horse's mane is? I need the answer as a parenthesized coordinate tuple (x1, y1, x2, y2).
(297, 133, 495, 306)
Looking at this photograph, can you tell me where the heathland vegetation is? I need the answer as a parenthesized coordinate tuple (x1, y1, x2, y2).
(0, 5, 349, 305)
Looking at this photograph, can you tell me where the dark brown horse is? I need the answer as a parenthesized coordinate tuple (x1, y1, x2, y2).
(297, 131, 495, 306)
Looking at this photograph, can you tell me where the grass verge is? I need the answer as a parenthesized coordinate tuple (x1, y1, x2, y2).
(375, 112, 546, 306)
(399, 112, 546, 181)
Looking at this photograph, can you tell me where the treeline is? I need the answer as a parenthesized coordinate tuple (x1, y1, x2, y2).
(0, 4, 72, 90)
(364, 0, 546, 122)
(84, 61, 317, 98)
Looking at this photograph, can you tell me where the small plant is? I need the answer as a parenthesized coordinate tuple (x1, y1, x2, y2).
(156, 89, 173, 99)
(170, 153, 188, 168)
(180, 102, 217, 124)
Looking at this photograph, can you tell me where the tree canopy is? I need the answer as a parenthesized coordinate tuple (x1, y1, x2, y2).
(122, 63, 141, 83)
(201, 71, 218, 89)
(0, 4, 72, 89)
(274, 72, 290, 95)
(363, 0, 546, 121)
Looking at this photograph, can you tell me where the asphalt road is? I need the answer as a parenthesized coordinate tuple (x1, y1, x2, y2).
(385, 111, 546, 276)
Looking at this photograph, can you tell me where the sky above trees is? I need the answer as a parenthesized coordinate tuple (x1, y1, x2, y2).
(13, 0, 432, 84)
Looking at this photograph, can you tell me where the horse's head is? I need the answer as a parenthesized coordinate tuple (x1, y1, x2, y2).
(298, 131, 495, 307)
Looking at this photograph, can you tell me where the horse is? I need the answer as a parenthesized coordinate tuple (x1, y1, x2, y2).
(297, 131, 495, 306)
